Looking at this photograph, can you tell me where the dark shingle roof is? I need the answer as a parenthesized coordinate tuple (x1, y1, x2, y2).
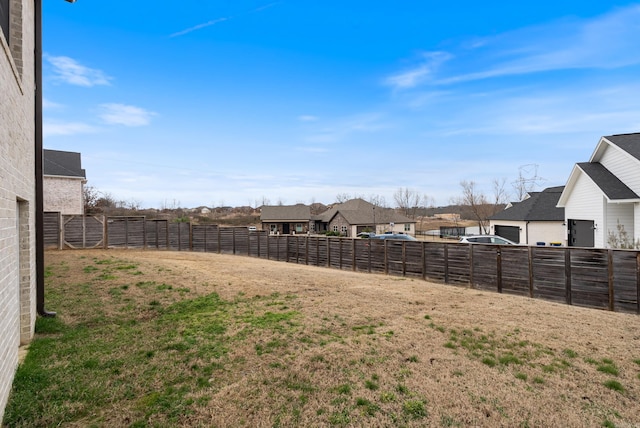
(604, 133, 640, 161)
(490, 186, 565, 221)
(316, 198, 415, 225)
(44, 149, 86, 178)
(261, 204, 311, 221)
(577, 162, 639, 201)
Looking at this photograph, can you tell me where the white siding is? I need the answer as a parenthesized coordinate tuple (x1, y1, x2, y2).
(564, 172, 606, 247)
(600, 144, 640, 195)
(0, 0, 37, 421)
(605, 202, 635, 248)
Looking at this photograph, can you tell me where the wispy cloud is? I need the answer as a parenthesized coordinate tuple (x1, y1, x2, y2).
(46, 55, 112, 87)
(386, 5, 640, 88)
(304, 113, 388, 143)
(98, 103, 156, 126)
(169, 17, 230, 38)
(385, 52, 452, 89)
(298, 115, 319, 122)
(43, 120, 99, 138)
(251, 2, 281, 13)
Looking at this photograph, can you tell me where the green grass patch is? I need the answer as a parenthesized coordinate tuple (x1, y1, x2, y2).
(604, 380, 624, 393)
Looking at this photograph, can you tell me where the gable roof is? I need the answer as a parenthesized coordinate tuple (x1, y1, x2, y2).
(316, 198, 415, 225)
(490, 186, 565, 222)
(44, 149, 86, 178)
(597, 133, 640, 162)
(576, 162, 639, 201)
(261, 204, 311, 221)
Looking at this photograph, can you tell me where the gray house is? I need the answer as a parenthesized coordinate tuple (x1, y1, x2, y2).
(489, 186, 565, 245)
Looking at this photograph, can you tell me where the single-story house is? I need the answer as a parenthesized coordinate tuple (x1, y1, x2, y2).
(557, 133, 640, 248)
(489, 186, 565, 245)
(260, 204, 312, 234)
(44, 149, 87, 215)
(313, 198, 416, 237)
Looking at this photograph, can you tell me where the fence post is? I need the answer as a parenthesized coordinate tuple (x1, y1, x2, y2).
(327, 237, 331, 268)
(565, 248, 572, 306)
(421, 242, 426, 281)
(402, 242, 407, 277)
(608, 249, 614, 311)
(217, 225, 221, 254)
(444, 244, 449, 284)
(104, 215, 109, 249)
(496, 247, 502, 293)
(384, 240, 388, 275)
(528, 246, 534, 298)
(469, 244, 474, 289)
(352, 238, 356, 271)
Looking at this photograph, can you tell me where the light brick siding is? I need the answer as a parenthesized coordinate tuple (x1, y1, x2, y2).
(44, 176, 84, 215)
(0, 0, 36, 421)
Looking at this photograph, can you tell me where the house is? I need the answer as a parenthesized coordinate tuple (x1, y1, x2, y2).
(314, 198, 416, 237)
(557, 133, 640, 248)
(261, 204, 312, 234)
(489, 186, 565, 245)
(1, 0, 38, 420)
(44, 149, 86, 215)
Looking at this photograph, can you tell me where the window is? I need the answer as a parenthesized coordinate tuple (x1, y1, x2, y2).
(341, 226, 347, 234)
(0, 0, 8, 43)
(296, 223, 303, 233)
(333, 225, 338, 232)
(404, 223, 410, 231)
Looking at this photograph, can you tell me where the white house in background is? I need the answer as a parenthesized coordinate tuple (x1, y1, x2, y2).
(44, 149, 86, 215)
(0, 0, 38, 421)
(557, 133, 640, 248)
(489, 186, 565, 245)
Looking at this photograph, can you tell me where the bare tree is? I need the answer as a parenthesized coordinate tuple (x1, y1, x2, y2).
(335, 193, 351, 203)
(367, 194, 387, 208)
(83, 185, 100, 214)
(393, 187, 422, 218)
(456, 180, 508, 234)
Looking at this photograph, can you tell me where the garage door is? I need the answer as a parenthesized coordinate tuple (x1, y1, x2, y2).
(494, 225, 519, 244)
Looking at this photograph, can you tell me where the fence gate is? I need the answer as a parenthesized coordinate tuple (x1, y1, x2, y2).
(62, 215, 105, 249)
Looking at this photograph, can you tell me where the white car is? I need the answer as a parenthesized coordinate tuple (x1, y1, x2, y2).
(248, 226, 257, 232)
(459, 235, 517, 245)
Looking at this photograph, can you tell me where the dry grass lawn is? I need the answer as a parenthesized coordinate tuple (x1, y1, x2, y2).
(9, 249, 640, 427)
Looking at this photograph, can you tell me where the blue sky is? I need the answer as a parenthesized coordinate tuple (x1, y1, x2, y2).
(42, 1, 640, 208)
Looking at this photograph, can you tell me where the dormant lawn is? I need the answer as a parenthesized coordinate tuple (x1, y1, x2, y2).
(5, 249, 640, 427)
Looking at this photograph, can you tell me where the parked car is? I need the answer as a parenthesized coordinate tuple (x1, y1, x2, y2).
(370, 233, 417, 241)
(357, 232, 375, 238)
(248, 226, 257, 232)
(459, 235, 517, 245)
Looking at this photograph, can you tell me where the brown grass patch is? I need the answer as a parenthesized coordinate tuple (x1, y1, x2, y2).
(13, 249, 640, 427)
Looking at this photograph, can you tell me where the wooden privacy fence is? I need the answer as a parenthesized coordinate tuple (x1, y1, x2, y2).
(44, 213, 640, 314)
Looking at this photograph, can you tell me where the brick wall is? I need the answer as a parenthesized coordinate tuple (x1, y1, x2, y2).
(44, 176, 85, 215)
(0, 0, 36, 421)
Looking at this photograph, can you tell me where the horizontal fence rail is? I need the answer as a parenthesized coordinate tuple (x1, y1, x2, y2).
(45, 213, 640, 314)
